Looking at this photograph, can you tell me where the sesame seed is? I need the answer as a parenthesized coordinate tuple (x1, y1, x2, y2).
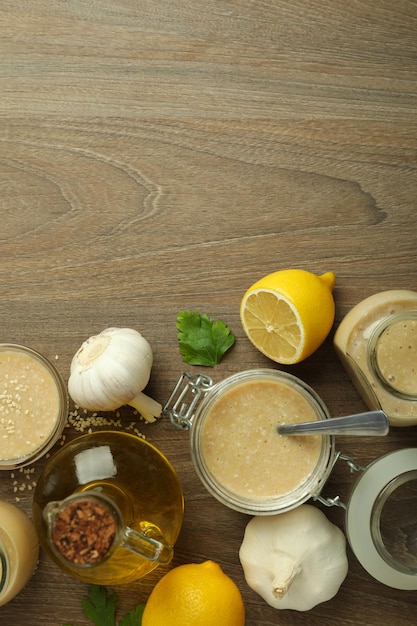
(64, 406, 147, 440)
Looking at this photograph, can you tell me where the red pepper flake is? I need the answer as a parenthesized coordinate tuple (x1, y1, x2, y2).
(51, 499, 117, 565)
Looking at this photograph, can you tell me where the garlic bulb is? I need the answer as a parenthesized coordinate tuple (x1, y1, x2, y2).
(239, 504, 348, 611)
(68, 327, 162, 422)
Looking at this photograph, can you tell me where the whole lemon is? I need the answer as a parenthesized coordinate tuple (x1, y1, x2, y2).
(240, 268, 336, 364)
(141, 560, 245, 626)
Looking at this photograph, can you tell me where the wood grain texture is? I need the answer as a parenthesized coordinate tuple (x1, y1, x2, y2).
(1, 1, 417, 624)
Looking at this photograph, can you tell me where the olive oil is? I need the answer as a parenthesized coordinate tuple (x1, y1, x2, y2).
(33, 431, 184, 584)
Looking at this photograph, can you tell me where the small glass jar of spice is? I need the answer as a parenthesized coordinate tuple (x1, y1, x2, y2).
(334, 289, 417, 427)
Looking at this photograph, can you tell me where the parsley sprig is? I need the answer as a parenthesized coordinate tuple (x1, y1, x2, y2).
(64, 585, 145, 626)
(176, 311, 236, 367)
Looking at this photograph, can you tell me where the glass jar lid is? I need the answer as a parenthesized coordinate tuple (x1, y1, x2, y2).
(346, 448, 417, 589)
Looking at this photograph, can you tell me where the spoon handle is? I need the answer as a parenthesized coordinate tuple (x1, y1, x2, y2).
(277, 410, 389, 436)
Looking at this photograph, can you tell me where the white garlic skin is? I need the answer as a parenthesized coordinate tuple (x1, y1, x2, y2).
(239, 504, 349, 611)
(68, 327, 154, 411)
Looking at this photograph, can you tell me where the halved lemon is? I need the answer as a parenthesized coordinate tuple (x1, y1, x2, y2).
(240, 269, 336, 364)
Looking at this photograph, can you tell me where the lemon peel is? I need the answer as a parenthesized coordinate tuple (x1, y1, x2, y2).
(141, 560, 245, 626)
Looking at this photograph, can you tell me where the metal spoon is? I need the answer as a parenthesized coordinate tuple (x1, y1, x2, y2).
(277, 410, 389, 436)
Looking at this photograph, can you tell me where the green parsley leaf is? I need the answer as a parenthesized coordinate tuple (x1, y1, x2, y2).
(63, 585, 145, 626)
(176, 311, 236, 367)
(81, 585, 118, 626)
(119, 603, 145, 626)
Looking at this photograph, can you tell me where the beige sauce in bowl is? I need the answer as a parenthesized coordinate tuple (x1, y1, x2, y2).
(0, 346, 68, 468)
(187, 368, 336, 515)
(201, 378, 322, 500)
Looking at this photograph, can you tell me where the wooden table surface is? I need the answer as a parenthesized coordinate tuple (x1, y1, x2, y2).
(1, 1, 417, 624)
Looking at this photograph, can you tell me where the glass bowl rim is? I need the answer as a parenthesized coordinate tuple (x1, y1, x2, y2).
(0, 343, 68, 469)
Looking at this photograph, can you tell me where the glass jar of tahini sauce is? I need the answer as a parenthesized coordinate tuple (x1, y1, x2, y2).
(334, 290, 417, 427)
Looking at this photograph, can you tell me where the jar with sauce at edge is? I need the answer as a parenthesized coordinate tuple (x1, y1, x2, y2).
(334, 290, 417, 427)
(0, 500, 39, 606)
(0, 343, 68, 469)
